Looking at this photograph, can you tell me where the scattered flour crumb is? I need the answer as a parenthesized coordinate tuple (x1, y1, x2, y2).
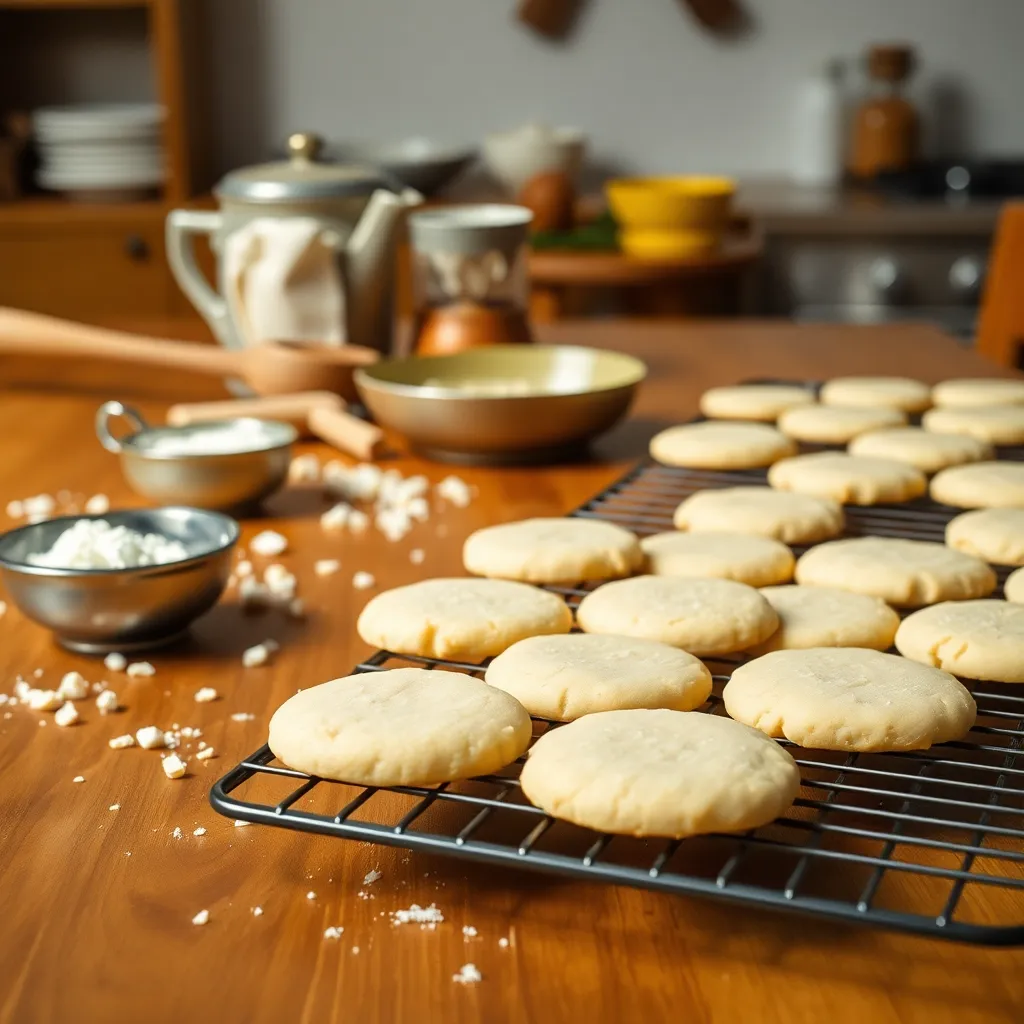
(314, 558, 341, 577)
(162, 753, 187, 779)
(84, 494, 110, 515)
(72, 776, 85, 783)
(288, 597, 305, 619)
(452, 963, 482, 985)
(306, 891, 317, 900)
(193, 827, 207, 837)
(109, 803, 120, 812)
(104, 652, 127, 672)
(498, 937, 509, 949)
(242, 641, 275, 668)
(96, 689, 119, 714)
(352, 571, 375, 590)
(320, 502, 353, 531)
(437, 475, 472, 508)
(234, 819, 250, 827)
(136, 725, 166, 749)
(27, 689, 62, 711)
(195, 746, 216, 761)
(194, 687, 218, 703)
(410, 548, 425, 565)
(391, 903, 444, 928)
(58, 671, 89, 701)
(252, 906, 263, 917)
(348, 509, 370, 533)
(363, 868, 382, 885)
(172, 826, 183, 839)
(250, 530, 288, 557)
(192, 909, 209, 926)
(323, 926, 344, 940)
(54, 701, 79, 727)
(289, 454, 321, 483)
(109, 734, 135, 750)
(462, 926, 478, 939)
(33, 668, 44, 679)
(126, 661, 155, 679)
(231, 712, 255, 723)
(235, 559, 253, 578)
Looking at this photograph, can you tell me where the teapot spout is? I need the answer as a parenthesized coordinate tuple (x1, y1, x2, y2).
(348, 186, 422, 258)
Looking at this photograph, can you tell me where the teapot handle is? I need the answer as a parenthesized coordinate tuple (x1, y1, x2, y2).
(166, 210, 232, 344)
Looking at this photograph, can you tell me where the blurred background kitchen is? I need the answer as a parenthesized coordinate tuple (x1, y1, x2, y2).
(2, 0, 1023, 346)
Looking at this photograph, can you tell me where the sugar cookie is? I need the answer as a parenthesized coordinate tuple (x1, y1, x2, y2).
(699, 384, 815, 422)
(946, 508, 1024, 566)
(794, 537, 996, 608)
(848, 427, 992, 474)
(768, 452, 926, 505)
(932, 378, 1024, 409)
(895, 600, 1024, 683)
(723, 648, 976, 751)
(930, 462, 1024, 509)
(356, 578, 572, 660)
(650, 421, 796, 470)
(576, 575, 778, 655)
(268, 668, 531, 785)
(777, 404, 905, 444)
(519, 709, 801, 837)
(922, 405, 1024, 446)
(750, 585, 900, 654)
(1006, 567, 1024, 603)
(485, 633, 712, 720)
(463, 517, 643, 584)
(819, 376, 931, 413)
(673, 486, 844, 544)
(641, 531, 794, 587)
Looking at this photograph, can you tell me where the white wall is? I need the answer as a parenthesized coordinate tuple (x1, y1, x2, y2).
(204, 0, 1024, 178)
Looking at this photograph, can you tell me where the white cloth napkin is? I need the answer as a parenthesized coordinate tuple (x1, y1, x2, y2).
(223, 217, 345, 346)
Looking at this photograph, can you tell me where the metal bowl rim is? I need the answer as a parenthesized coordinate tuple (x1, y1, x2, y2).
(354, 345, 647, 402)
(119, 417, 297, 461)
(0, 507, 241, 577)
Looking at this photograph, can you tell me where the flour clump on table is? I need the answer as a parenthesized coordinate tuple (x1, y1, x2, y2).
(27, 519, 188, 569)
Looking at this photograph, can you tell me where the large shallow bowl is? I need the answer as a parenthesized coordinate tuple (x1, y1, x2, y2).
(355, 345, 646, 463)
(332, 138, 476, 196)
(0, 507, 239, 653)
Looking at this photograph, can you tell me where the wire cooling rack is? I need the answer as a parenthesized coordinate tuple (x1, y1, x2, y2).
(212, 414, 1024, 946)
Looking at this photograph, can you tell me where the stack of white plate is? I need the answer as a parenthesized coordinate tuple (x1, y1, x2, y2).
(32, 104, 166, 198)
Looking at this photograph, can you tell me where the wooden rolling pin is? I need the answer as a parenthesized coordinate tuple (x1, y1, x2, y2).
(308, 405, 387, 462)
(167, 392, 344, 436)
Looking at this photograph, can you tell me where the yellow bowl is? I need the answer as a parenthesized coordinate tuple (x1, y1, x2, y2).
(606, 176, 735, 257)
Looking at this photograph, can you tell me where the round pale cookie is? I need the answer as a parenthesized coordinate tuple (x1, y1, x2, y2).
(484, 633, 712, 720)
(356, 577, 572, 660)
(649, 421, 796, 470)
(463, 517, 643, 584)
(946, 508, 1024, 566)
(641, 531, 794, 587)
(795, 537, 996, 608)
(819, 376, 931, 413)
(723, 648, 976, 752)
(749, 585, 900, 654)
(1006, 567, 1024, 603)
(848, 427, 992, 474)
(519, 709, 800, 837)
(932, 377, 1024, 409)
(699, 384, 815, 422)
(895, 600, 1024, 683)
(268, 668, 532, 785)
(576, 575, 778, 655)
(922, 405, 1024, 446)
(673, 486, 844, 544)
(777, 404, 906, 444)
(930, 462, 1024, 509)
(768, 452, 926, 505)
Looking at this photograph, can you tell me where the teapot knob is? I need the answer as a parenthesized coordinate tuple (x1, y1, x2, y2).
(288, 132, 324, 163)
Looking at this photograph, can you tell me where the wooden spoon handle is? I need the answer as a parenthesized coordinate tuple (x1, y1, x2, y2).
(0, 307, 239, 375)
(308, 405, 387, 461)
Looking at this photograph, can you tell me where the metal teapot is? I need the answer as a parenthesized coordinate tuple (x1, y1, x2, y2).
(166, 132, 421, 355)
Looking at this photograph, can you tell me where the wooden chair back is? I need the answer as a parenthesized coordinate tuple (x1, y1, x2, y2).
(976, 201, 1024, 368)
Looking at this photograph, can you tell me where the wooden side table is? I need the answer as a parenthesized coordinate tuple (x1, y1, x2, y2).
(527, 233, 762, 321)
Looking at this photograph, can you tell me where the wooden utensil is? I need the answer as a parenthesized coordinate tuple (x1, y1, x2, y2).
(516, 0, 585, 39)
(677, 0, 746, 33)
(308, 405, 387, 461)
(0, 308, 379, 401)
(167, 392, 345, 435)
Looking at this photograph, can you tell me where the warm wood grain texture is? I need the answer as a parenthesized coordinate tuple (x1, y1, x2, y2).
(1, 320, 1022, 1024)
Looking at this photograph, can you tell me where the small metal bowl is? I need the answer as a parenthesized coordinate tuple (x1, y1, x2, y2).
(96, 401, 297, 510)
(0, 507, 239, 653)
(355, 345, 646, 464)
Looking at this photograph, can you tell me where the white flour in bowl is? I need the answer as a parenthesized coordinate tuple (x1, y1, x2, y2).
(27, 519, 189, 569)
(136, 420, 279, 457)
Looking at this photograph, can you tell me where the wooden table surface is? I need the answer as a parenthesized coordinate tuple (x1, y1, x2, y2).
(1, 320, 1022, 1024)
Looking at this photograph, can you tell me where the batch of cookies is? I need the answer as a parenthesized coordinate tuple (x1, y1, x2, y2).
(268, 375, 1024, 844)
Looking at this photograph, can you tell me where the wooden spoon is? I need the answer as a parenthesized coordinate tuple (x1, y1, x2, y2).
(0, 307, 379, 401)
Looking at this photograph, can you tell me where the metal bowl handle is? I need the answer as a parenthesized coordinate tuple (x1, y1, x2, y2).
(96, 401, 150, 453)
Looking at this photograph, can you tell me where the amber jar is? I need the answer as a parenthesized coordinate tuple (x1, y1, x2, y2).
(848, 45, 919, 180)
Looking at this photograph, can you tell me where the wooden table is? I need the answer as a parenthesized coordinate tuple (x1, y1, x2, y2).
(1, 320, 1022, 1024)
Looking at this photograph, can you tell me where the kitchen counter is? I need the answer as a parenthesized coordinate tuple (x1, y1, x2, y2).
(736, 177, 1004, 237)
(0, 319, 1022, 1024)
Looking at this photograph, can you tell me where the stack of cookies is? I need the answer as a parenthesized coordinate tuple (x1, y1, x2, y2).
(268, 374, 1024, 844)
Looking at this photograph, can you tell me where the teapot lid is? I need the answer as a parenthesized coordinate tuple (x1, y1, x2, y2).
(216, 132, 392, 202)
